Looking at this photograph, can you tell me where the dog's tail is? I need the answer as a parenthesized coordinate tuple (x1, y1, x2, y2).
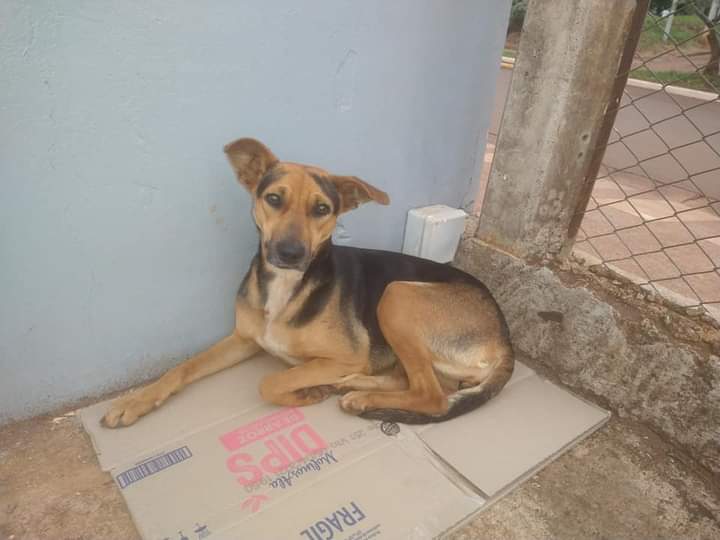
(359, 353, 514, 425)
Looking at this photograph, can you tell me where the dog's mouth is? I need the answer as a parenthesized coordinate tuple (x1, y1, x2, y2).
(265, 245, 310, 271)
(266, 257, 307, 271)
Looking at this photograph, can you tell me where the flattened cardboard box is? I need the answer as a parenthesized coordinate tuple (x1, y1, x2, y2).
(80, 355, 609, 539)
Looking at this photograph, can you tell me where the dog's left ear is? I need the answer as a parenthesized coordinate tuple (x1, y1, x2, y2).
(223, 138, 279, 191)
(330, 175, 390, 213)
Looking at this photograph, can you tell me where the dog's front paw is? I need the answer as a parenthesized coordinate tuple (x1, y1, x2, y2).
(101, 389, 162, 428)
(339, 391, 372, 415)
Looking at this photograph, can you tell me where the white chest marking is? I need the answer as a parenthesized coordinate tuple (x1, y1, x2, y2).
(257, 268, 303, 365)
(264, 268, 302, 320)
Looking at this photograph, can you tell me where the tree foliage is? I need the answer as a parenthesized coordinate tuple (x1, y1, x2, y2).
(508, 0, 528, 33)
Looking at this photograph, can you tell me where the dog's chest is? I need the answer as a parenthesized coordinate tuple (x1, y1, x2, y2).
(256, 269, 302, 365)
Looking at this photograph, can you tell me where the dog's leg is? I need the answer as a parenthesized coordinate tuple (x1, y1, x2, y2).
(340, 280, 512, 418)
(335, 366, 408, 393)
(343, 278, 513, 419)
(102, 334, 259, 428)
(259, 358, 358, 407)
(340, 282, 450, 416)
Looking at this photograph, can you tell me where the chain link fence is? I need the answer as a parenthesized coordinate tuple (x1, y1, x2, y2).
(573, 0, 720, 321)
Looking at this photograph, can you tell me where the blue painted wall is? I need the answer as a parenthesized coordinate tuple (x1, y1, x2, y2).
(0, 1, 510, 422)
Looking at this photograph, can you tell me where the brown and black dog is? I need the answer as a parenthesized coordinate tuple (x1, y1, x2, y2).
(102, 138, 513, 428)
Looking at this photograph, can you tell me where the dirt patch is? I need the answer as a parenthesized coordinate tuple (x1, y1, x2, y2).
(0, 413, 138, 540)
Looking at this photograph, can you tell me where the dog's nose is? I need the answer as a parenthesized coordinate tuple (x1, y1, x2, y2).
(275, 239, 306, 265)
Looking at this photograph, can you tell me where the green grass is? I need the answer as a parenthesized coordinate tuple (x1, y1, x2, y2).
(638, 14, 707, 51)
(503, 12, 718, 92)
(506, 14, 707, 57)
(629, 67, 720, 92)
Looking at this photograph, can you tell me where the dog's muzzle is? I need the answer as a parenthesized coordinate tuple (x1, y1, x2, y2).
(268, 238, 307, 269)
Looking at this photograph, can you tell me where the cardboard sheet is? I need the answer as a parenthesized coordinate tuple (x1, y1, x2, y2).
(79, 354, 608, 539)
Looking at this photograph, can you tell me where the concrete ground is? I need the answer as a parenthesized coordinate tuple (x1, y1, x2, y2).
(1, 409, 718, 539)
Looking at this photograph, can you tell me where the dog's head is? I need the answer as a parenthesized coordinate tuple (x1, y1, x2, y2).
(224, 138, 389, 271)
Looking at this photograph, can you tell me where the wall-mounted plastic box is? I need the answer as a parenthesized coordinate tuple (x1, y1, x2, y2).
(401, 205, 467, 263)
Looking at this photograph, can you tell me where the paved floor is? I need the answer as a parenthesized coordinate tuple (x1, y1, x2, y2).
(1, 410, 718, 539)
(574, 168, 720, 320)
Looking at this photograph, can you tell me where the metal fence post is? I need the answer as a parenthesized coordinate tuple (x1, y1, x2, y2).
(476, 0, 646, 262)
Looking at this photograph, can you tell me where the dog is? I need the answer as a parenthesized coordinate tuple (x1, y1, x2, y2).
(102, 138, 513, 428)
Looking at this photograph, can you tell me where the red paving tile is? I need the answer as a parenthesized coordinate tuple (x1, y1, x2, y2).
(665, 244, 715, 274)
(646, 217, 695, 247)
(616, 225, 661, 254)
(653, 278, 701, 307)
(589, 234, 632, 261)
(635, 252, 682, 280)
(684, 272, 720, 303)
(678, 207, 720, 239)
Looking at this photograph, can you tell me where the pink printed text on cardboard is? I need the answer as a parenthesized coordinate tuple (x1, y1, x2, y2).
(220, 408, 328, 486)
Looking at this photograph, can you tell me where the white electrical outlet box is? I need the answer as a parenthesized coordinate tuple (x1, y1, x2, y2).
(402, 204, 468, 263)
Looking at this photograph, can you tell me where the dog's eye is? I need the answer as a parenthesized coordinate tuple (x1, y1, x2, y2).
(264, 193, 282, 208)
(312, 203, 331, 217)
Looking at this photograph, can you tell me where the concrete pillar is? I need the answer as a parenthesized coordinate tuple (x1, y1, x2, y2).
(476, 0, 642, 262)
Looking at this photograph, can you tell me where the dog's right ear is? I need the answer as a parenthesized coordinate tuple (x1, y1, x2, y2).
(223, 138, 279, 191)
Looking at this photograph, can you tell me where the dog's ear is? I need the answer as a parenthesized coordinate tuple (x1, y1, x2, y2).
(329, 175, 390, 213)
(223, 138, 279, 191)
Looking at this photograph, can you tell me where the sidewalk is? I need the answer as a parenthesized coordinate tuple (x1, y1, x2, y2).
(574, 168, 720, 320)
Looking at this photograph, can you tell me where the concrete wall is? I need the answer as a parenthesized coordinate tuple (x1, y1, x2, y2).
(0, 1, 510, 422)
(456, 235, 720, 476)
